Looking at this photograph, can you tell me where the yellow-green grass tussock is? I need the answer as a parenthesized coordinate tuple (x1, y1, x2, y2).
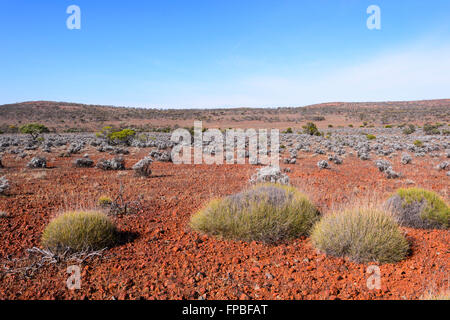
(311, 207, 409, 264)
(41, 211, 118, 252)
(190, 183, 320, 243)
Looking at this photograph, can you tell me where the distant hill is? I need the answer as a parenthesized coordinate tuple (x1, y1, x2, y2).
(0, 99, 449, 132)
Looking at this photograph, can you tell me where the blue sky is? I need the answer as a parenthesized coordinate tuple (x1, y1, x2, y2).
(0, 0, 449, 108)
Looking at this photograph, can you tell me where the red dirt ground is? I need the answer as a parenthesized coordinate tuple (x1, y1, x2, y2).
(0, 149, 448, 300)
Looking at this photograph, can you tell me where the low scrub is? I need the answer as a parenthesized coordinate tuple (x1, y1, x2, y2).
(311, 207, 409, 264)
(41, 211, 118, 252)
(190, 184, 320, 243)
(386, 188, 449, 229)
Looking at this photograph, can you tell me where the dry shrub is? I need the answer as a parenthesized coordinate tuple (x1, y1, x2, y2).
(41, 211, 118, 252)
(190, 183, 320, 243)
(311, 207, 409, 264)
(386, 188, 449, 229)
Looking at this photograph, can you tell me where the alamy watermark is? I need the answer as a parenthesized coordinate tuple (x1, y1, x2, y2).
(66, 265, 81, 290)
(366, 265, 381, 290)
(64, 5, 381, 32)
(66, 5, 81, 30)
(367, 5, 381, 30)
(170, 121, 280, 167)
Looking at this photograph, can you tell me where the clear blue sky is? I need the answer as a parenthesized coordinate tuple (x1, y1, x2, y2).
(1, 0, 449, 108)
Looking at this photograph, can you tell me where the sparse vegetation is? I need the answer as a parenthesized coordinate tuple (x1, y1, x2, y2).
(1, 98, 449, 299)
(366, 134, 376, 140)
(311, 207, 409, 264)
(41, 211, 118, 252)
(190, 184, 320, 243)
(423, 123, 441, 135)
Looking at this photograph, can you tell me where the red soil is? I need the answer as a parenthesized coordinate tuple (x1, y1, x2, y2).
(0, 150, 448, 300)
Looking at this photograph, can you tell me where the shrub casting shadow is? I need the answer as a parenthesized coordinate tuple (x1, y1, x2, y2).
(116, 230, 140, 246)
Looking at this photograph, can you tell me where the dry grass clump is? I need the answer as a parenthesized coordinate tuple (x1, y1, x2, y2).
(311, 207, 409, 264)
(190, 184, 320, 243)
(41, 211, 118, 252)
(386, 188, 449, 229)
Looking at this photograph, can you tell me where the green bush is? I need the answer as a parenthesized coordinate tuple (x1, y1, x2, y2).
(302, 122, 321, 136)
(311, 208, 409, 264)
(109, 129, 136, 144)
(19, 123, 49, 140)
(366, 134, 376, 140)
(386, 188, 449, 229)
(413, 140, 423, 147)
(190, 184, 320, 243)
(41, 211, 118, 252)
(96, 126, 136, 145)
(283, 127, 293, 134)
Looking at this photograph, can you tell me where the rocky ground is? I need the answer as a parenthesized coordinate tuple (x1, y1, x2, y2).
(0, 128, 448, 300)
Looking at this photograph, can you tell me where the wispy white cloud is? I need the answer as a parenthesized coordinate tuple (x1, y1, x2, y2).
(145, 40, 450, 108)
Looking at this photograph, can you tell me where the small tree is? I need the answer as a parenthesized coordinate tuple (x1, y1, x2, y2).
(19, 123, 49, 140)
(302, 122, 321, 136)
